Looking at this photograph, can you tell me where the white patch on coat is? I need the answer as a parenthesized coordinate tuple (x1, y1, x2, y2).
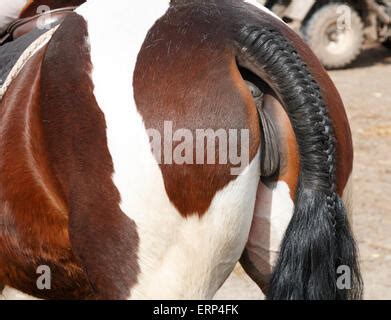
(129, 152, 260, 299)
(245, 181, 294, 278)
(0, 286, 39, 300)
(77, 0, 261, 299)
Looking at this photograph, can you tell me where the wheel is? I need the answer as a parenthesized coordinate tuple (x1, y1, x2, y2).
(301, 3, 364, 69)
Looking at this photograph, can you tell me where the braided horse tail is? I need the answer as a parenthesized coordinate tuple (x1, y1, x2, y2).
(235, 24, 362, 299)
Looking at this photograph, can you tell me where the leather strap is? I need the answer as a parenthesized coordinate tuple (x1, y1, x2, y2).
(0, 7, 76, 46)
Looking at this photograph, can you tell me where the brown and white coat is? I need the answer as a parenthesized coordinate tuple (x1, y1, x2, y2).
(0, 0, 358, 300)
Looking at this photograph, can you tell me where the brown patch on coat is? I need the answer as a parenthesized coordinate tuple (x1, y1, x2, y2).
(0, 46, 94, 300)
(0, 13, 139, 300)
(134, 6, 261, 217)
(39, 13, 140, 299)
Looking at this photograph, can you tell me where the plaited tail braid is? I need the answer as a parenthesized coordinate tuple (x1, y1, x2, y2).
(235, 26, 362, 300)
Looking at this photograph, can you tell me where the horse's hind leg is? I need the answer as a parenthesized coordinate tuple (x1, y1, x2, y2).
(240, 92, 355, 297)
(239, 94, 299, 295)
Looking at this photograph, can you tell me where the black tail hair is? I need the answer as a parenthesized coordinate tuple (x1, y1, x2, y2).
(235, 25, 363, 300)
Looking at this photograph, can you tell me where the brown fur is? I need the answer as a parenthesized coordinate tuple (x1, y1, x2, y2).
(39, 14, 140, 300)
(0, 14, 140, 300)
(134, 5, 261, 217)
(0, 45, 93, 299)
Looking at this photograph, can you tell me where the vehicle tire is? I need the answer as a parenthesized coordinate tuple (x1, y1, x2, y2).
(301, 3, 364, 69)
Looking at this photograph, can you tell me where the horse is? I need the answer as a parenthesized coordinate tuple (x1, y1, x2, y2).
(0, 0, 362, 300)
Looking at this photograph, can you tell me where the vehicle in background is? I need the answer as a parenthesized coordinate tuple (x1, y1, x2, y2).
(258, 0, 391, 69)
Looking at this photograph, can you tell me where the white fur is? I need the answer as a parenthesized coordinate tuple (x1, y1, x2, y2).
(246, 181, 294, 277)
(77, 0, 261, 299)
(0, 286, 39, 300)
(130, 152, 260, 299)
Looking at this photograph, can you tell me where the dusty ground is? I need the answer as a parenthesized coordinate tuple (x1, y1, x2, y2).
(216, 45, 391, 300)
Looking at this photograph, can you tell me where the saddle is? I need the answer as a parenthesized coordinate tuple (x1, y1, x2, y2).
(0, 7, 76, 46)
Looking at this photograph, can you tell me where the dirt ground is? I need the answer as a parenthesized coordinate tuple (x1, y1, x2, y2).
(216, 45, 391, 300)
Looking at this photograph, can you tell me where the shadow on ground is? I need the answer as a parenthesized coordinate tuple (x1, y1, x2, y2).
(350, 45, 391, 69)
